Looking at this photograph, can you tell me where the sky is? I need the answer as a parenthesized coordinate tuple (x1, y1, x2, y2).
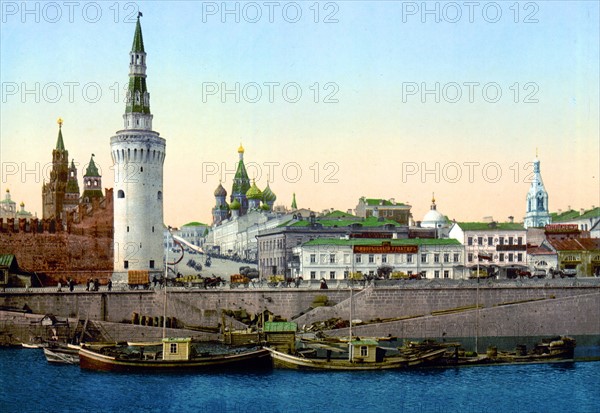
(1, 1, 599, 227)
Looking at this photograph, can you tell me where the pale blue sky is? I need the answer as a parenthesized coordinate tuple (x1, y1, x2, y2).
(1, 1, 598, 226)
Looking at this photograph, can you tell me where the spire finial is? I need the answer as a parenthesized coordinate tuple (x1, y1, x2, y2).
(432, 192, 435, 203)
(238, 142, 245, 154)
(57, 118, 63, 128)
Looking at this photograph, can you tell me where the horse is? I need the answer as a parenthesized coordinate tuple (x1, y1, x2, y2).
(203, 276, 223, 289)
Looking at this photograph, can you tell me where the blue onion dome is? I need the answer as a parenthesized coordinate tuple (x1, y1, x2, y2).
(214, 182, 227, 197)
(230, 199, 241, 210)
(246, 180, 263, 200)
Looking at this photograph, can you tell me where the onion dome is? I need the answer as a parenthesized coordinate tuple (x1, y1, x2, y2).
(260, 204, 270, 211)
(230, 199, 241, 210)
(238, 143, 245, 154)
(214, 182, 227, 197)
(246, 180, 262, 200)
(262, 183, 277, 203)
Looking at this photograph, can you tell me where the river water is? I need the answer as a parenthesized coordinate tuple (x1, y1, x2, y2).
(1, 348, 598, 413)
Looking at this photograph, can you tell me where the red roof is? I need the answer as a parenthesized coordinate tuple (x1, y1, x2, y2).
(548, 238, 600, 251)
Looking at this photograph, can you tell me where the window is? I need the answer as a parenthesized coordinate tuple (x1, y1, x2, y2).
(157, 191, 162, 201)
(443, 270, 449, 278)
(421, 254, 427, 263)
(330, 271, 335, 279)
(408, 271, 413, 275)
(488, 236, 493, 246)
(517, 253, 522, 262)
(443, 254, 449, 263)
(478, 237, 483, 245)
(407, 254, 413, 264)
(355, 254, 362, 263)
(310, 254, 316, 264)
(343, 271, 349, 279)
(124, 260, 129, 269)
(453, 253, 459, 263)
(127, 226, 129, 232)
(382, 254, 387, 263)
(170, 343, 178, 354)
(150, 260, 154, 269)
(310, 271, 316, 280)
(329, 254, 336, 264)
(468, 253, 473, 262)
(498, 238, 504, 245)
(517, 237, 523, 245)
(508, 237, 514, 245)
(118, 190, 125, 198)
(434, 270, 440, 278)
(368, 254, 374, 263)
(434, 254, 440, 263)
(360, 346, 368, 357)
(468, 237, 473, 246)
(508, 253, 514, 262)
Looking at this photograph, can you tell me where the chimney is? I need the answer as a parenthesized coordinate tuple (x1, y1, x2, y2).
(508, 216, 514, 223)
(580, 208, 585, 216)
(558, 209, 562, 214)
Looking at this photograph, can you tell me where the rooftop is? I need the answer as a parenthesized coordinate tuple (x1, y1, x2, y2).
(455, 222, 525, 231)
(290, 217, 399, 228)
(303, 238, 461, 247)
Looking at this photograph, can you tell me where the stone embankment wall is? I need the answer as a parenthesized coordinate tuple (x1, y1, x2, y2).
(2, 284, 599, 340)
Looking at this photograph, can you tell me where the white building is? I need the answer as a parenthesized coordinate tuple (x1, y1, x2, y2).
(111, 16, 166, 282)
(524, 156, 551, 229)
(293, 238, 464, 281)
(449, 222, 528, 278)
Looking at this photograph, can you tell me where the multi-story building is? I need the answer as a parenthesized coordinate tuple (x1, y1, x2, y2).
(355, 197, 412, 225)
(548, 238, 600, 277)
(550, 208, 600, 238)
(449, 221, 528, 278)
(257, 216, 409, 278)
(0, 190, 33, 220)
(293, 238, 464, 280)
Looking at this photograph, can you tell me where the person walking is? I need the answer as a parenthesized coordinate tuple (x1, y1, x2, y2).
(107, 278, 112, 291)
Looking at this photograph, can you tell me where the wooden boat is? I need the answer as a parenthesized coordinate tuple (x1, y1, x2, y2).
(79, 337, 271, 372)
(43, 344, 80, 365)
(442, 336, 577, 366)
(266, 339, 453, 371)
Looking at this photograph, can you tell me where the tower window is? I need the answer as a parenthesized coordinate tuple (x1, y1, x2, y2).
(124, 260, 129, 269)
(152, 226, 155, 232)
(150, 260, 155, 269)
(140, 167, 143, 172)
(118, 190, 125, 198)
(127, 226, 129, 232)
(157, 191, 162, 201)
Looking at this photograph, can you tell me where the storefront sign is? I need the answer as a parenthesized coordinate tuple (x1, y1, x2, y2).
(545, 224, 579, 232)
(353, 244, 418, 254)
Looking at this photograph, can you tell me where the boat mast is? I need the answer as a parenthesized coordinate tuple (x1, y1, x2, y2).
(348, 285, 353, 362)
(163, 227, 171, 339)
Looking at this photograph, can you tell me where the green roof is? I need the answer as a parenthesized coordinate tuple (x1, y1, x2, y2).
(351, 339, 379, 346)
(291, 193, 297, 209)
(364, 198, 405, 207)
(131, 17, 145, 53)
(303, 238, 461, 247)
(246, 180, 262, 200)
(262, 183, 276, 203)
(56, 126, 65, 151)
(290, 217, 398, 228)
(182, 222, 208, 227)
(322, 210, 357, 219)
(232, 160, 250, 196)
(84, 155, 100, 177)
(264, 322, 297, 332)
(66, 178, 80, 193)
(551, 208, 600, 222)
(82, 189, 103, 199)
(455, 222, 525, 231)
(0, 254, 16, 268)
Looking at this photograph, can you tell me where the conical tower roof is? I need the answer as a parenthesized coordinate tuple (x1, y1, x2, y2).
(131, 15, 145, 53)
(291, 193, 297, 210)
(84, 154, 101, 177)
(56, 118, 65, 151)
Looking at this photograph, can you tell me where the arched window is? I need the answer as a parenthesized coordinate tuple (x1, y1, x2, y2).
(157, 191, 162, 201)
(118, 190, 125, 199)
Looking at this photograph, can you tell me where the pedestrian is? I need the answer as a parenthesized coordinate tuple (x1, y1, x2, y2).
(320, 279, 328, 290)
(69, 278, 75, 292)
(107, 278, 112, 291)
(93, 278, 99, 291)
(57, 281, 62, 292)
(86, 278, 91, 291)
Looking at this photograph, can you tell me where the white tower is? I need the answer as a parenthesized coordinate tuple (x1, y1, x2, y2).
(524, 154, 551, 229)
(110, 15, 166, 283)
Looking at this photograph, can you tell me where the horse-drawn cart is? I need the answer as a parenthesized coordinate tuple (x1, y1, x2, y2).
(128, 270, 150, 290)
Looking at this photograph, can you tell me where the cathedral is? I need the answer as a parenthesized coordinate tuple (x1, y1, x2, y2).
(212, 145, 277, 225)
(41, 119, 103, 221)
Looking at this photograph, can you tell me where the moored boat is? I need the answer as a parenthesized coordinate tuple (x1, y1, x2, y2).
(43, 343, 80, 365)
(79, 337, 271, 372)
(267, 339, 454, 371)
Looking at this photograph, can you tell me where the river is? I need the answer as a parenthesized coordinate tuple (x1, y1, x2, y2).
(1, 348, 599, 413)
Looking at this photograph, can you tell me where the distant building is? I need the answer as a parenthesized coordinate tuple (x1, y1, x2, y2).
(42, 119, 71, 221)
(355, 197, 411, 225)
(547, 238, 600, 277)
(257, 216, 408, 278)
(524, 155, 551, 229)
(550, 207, 600, 238)
(449, 221, 527, 278)
(420, 195, 450, 237)
(293, 238, 464, 280)
(171, 222, 209, 250)
(81, 154, 104, 205)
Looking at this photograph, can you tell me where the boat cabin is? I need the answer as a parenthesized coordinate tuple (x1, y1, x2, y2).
(162, 337, 192, 361)
(350, 340, 383, 363)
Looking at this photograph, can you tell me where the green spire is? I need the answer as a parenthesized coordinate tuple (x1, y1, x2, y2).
(56, 118, 65, 151)
(232, 159, 250, 196)
(291, 193, 297, 210)
(246, 180, 263, 200)
(84, 154, 100, 177)
(262, 182, 277, 203)
(131, 16, 145, 53)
